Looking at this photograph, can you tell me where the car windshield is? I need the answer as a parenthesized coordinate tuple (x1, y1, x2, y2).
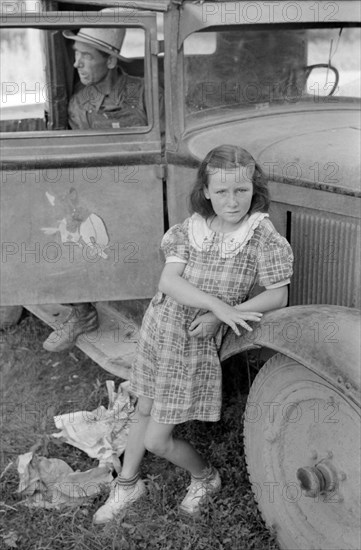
(184, 26, 361, 118)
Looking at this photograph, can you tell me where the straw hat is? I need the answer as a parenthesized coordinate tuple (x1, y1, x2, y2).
(63, 27, 126, 61)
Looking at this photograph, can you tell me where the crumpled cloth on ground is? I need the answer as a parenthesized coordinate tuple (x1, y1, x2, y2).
(15, 381, 136, 509)
(52, 380, 136, 468)
(16, 452, 112, 509)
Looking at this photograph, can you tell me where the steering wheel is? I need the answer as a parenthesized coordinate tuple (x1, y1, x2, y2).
(304, 63, 339, 96)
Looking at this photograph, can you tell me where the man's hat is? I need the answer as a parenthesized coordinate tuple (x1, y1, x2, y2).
(63, 27, 127, 61)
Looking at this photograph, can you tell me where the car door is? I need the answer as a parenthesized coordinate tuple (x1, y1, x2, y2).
(0, 6, 164, 306)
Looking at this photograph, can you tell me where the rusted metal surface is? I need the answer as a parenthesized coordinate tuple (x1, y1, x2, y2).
(0, 165, 164, 305)
(221, 305, 361, 407)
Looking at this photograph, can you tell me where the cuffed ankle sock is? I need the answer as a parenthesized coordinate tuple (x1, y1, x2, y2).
(191, 466, 214, 481)
(114, 472, 140, 488)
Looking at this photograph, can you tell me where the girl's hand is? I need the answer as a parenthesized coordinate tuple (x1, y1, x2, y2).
(188, 312, 221, 338)
(211, 301, 263, 336)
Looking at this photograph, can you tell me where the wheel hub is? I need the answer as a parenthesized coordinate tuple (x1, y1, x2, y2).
(297, 459, 339, 497)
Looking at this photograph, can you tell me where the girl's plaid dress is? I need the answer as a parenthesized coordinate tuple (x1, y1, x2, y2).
(130, 212, 293, 424)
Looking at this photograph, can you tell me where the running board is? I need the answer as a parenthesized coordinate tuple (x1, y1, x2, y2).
(24, 303, 138, 379)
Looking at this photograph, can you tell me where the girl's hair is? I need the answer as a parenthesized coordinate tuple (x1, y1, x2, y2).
(189, 144, 270, 217)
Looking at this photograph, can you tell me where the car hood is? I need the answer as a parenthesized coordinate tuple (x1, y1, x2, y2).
(185, 106, 361, 196)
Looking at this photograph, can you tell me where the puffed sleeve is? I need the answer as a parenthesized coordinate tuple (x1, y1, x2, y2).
(160, 219, 190, 264)
(256, 220, 294, 289)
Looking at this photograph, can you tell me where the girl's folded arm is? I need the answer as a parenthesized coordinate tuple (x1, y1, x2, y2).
(159, 262, 219, 311)
(235, 286, 288, 313)
(159, 263, 263, 336)
(189, 286, 288, 337)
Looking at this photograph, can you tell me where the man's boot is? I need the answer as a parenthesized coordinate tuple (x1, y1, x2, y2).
(43, 303, 99, 352)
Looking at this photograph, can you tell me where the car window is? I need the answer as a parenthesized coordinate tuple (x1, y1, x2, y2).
(121, 28, 145, 58)
(184, 32, 216, 55)
(65, 27, 147, 132)
(183, 26, 361, 116)
(0, 28, 47, 131)
(0, 24, 149, 133)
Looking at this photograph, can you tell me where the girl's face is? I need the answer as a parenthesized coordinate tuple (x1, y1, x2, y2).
(204, 166, 254, 232)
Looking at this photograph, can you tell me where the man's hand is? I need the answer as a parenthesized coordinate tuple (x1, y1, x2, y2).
(188, 312, 221, 338)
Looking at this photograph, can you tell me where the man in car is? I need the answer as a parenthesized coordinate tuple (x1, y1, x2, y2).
(65, 26, 148, 129)
(43, 27, 150, 352)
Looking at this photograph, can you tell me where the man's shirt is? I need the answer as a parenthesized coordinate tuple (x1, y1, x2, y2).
(68, 68, 148, 129)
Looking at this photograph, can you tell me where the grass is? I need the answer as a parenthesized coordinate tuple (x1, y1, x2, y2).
(0, 312, 279, 550)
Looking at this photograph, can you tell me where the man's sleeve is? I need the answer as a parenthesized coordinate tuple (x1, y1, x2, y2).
(68, 94, 86, 129)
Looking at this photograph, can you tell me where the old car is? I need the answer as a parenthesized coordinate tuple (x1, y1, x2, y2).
(1, 1, 360, 548)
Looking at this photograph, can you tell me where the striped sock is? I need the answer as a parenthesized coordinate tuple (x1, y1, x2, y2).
(191, 466, 214, 482)
(115, 472, 140, 487)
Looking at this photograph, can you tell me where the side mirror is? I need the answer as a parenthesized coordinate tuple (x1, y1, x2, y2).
(305, 64, 339, 97)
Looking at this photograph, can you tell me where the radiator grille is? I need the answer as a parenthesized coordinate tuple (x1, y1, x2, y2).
(289, 212, 360, 308)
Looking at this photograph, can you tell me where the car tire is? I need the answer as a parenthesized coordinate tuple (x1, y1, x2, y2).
(244, 352, 360, 550)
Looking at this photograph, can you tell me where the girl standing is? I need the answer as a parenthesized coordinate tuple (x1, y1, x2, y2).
(93, 145, 293, 524)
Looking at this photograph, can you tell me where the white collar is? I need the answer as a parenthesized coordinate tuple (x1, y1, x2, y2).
(189, 212, 269, 258)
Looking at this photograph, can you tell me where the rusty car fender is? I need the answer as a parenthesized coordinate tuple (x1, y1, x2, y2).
(220, 305, 361, 407)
